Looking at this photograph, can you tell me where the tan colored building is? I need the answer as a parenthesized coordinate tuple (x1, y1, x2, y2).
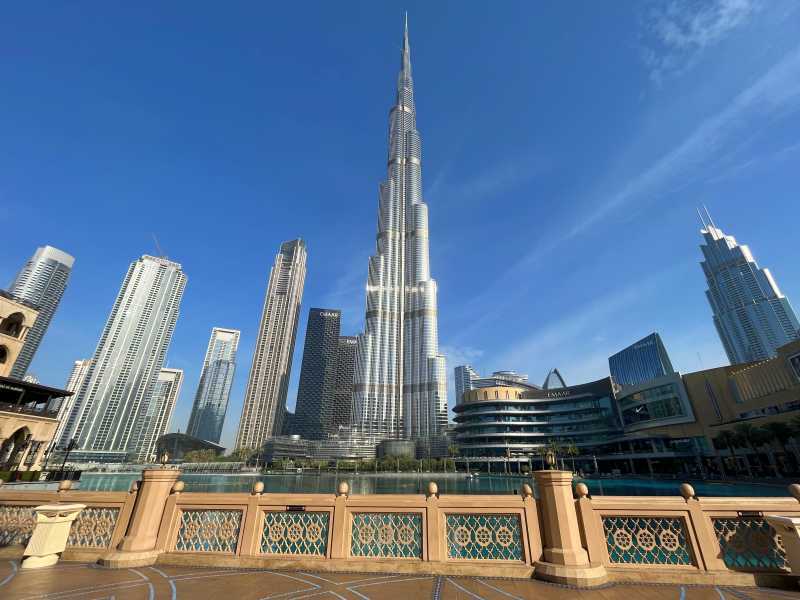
(0, 375, 73, 471)
(0, 291, 38, 378)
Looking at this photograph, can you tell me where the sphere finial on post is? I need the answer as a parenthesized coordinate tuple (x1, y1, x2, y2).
(575, 482, 589, 498)
(57, 479, 72, 492)
(427, 481, 439, 498)
(251, 481, 264, 495)
(337, 481, 349, 497)
(521, 483, 533, 499)
(788, 483, 800, 502)
(171, 481, 185, 494)
(679, 483, 696, 501)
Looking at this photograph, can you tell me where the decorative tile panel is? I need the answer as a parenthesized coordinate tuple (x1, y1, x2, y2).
(67, 506, 120, 548)
(446, 513, 524, 561)
(713, 518, 786, 571)
(350, 512, 422, 558)
(602, 516, 692, 565)
(0, 505, 36, 547)
(175, 509, 242, 553)
(260, 511, 329, 556)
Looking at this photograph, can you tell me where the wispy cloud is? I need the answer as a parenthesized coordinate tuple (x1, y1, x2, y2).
(493, 265, 685, 378)
(568, 42, 800, 240)
(320, 255, 367, 335)
(427, 153, 549, 206)
(641, 0, 760, 84)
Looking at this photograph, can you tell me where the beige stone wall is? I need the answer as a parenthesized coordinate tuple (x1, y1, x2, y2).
(0, 296, 38, 378)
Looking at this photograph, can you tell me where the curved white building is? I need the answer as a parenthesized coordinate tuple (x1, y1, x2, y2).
(353, 19, 447, 440)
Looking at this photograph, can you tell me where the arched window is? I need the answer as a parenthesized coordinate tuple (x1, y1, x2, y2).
(483, 391, 488, 400)
(0, 312, 25, 338)
(0, 345, 7, 364)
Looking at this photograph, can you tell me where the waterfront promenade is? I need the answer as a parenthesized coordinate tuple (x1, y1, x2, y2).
(1, 562, 797, 599)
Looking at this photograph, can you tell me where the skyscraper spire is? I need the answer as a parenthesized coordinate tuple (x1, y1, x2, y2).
(354, 18, 447, 440)
(402, 13, 411, 76)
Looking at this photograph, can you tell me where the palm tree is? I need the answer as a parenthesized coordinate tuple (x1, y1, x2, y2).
(763, 422, 793, 475)
(751, 426, 780, 478)
(734, 423, 764, 476)
(564, 442, 579, 473)
(715, 430, 742, 476)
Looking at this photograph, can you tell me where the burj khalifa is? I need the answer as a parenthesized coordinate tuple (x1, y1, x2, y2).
(353, 18, 448, 440)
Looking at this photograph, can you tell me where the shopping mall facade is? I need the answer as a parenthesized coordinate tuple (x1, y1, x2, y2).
(453, 339, 800, 475)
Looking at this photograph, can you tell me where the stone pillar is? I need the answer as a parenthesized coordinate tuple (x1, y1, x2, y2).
(22, 504, 85, 569)
(100, 468, 180, 568)
(533, 470, 607, 587)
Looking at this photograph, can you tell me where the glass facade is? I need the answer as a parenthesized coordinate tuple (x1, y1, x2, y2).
(453, 378, 622, 457)
(615, 374, 694, 431)
(187, 328, 240, 444)
(609, 332, 674, 387)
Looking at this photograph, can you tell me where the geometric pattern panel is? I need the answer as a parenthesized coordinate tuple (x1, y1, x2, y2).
(350, 513, 422, 559)
(175, 509, 242, 553)
(602, 516, 693, 565)
(446, 513, 524, 561)
(713, 518, 786, 571)
(0, 505, 36, 547)
(67, 506, 120, 548)
(260, 511, 329, 556)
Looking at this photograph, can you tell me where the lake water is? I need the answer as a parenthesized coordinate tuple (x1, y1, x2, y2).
(76, 471, 790, 497)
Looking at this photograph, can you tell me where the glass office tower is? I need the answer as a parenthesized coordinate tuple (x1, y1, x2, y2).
(187, 327, 240, 443)
(609, 332, 675, 387)
(7, 245, 74, 378)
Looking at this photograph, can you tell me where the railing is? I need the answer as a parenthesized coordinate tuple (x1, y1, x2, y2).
(2, 472, 800, 587)
(152, 481, 542, 577)
(0, 402, 58, 419)
(574, 481, 800, 584)
(0, 483, 137, 558)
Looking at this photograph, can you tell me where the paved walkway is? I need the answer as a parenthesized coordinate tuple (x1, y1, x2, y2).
(1, 561, 798, 599)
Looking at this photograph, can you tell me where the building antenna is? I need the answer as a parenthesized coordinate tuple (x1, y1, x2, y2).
(151, 233, 166, 259)
(703, 204, 717, 230)
(697, 207, 707, 229)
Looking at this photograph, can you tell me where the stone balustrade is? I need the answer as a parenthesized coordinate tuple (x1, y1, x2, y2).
(1, 471, 800, 588)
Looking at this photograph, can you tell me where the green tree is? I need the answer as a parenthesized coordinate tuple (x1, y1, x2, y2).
(564, 442, 579, 473)
(733, 423, 763, 475)
(715, 429, 748, 477)
(765, 421, 797, 473)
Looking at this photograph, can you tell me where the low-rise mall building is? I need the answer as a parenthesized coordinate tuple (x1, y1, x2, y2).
(454, 339, 800, 475)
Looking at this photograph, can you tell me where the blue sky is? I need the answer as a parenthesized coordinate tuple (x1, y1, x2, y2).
(3, 1, 800, 450)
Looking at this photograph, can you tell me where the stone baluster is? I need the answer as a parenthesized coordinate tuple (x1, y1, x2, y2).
(100, 467, 180, 568)
(533, 470, 607, 587)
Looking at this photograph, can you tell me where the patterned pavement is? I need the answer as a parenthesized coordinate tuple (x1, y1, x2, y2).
(1, 561, 799, 599)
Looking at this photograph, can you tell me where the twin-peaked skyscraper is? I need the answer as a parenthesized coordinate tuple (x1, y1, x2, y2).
(353, 19, 448, 440)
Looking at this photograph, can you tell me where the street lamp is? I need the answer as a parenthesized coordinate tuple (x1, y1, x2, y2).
(59, 438, 77, 479)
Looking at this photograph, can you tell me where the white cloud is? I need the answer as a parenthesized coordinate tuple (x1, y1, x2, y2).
(642, 0, 760, 84)
(568, 42, 800, 240)
(492, 266, 684, 379)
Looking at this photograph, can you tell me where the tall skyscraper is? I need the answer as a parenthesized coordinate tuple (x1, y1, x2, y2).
(59, 255, 186, 460)
(187, 327, 240, 443)
(609, 332, 675, 387)
(454, 365, 479, 405)
(293, 309, 342, 440)
(332, 336, 357, 433)
(134, 367, 183, 462)
(235, 239, 306, 449)
(7, 245, 74, 378)
(699, 212, 800, 364)
(51, 358, 93, 449)
(353, 19, 447, 440)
